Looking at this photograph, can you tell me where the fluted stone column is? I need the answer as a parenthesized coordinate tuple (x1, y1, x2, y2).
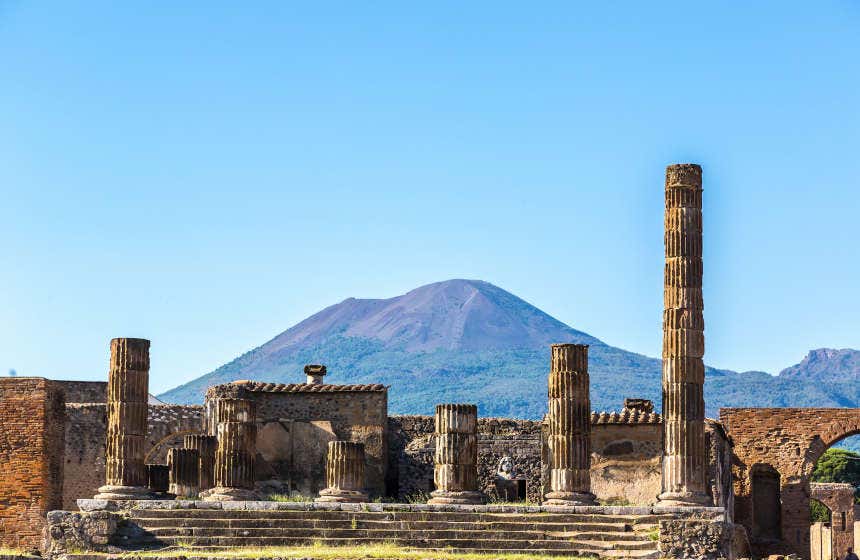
(658, 163, 710, 506)
(95, 338, 151, 499)
(428, 404, 486, 505)
(184, 434, 218, 492)
(315, 441, 369, 503)
(544, 343, 596, 506)
(146, 464, 169, 495)
(168, 448, 200, 498)
(204, 396, 258, 501)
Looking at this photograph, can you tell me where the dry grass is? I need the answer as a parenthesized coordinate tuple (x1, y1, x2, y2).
(119, 542, 592, 560)
(0, 549, 38, 558)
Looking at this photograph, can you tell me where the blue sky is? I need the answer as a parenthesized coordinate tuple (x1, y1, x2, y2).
(0, 2, 858, 394)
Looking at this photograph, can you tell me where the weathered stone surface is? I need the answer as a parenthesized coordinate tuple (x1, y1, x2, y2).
(545, 344, 596, 506)
(659, 164, 709, 507)
(145, 464, 169, 494)
(659, 518, 731, 560)
(205, 395, 258, 501)
(183, 434, 217, 492)
(429, 404, 485, 505)
(315, 441, 368, 503)
(168, 448, 200, 498)
(95, 338, 151, 500)
(45, 510, 121, 557)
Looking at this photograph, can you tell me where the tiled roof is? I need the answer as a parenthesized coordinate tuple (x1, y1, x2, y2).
(590, 409, 662, 424)
(229, 380, 387, 393)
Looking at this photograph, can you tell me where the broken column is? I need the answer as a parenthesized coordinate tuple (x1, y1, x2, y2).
(658, 163, 710, 506)
(95, 338, 151, 499)
(428, 403, 486, 505)
(184, 434, 218, 492)
(544, 343, 596, 505)
(204, 391, 258, 501)
(315, 441, 369, 503)
(168, 448, 200, 498)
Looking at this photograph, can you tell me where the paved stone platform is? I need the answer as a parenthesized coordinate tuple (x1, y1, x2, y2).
(46, 501, 729, 559)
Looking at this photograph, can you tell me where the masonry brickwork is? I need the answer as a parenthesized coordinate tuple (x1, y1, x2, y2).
(720, 407, 860, 557)
(811, 482, 855, 560)
(0, 378, 65, 552)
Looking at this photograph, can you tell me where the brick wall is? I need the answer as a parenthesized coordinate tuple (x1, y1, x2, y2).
(721, 407, 860, 558)
(811, 482, 855, 559)
(0, 378, 65, 552)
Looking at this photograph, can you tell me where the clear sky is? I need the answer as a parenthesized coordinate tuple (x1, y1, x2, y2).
(1, 2, 858, 394)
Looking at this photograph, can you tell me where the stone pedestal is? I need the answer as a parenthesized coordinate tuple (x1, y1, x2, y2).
(204, 396, 258, 501)
(428, 404, 486, 505)
(146, 464, 170, 495)
(315, 441, 368, 503)
(544, 343, 596, 506)
(184, 434, 217, 492)
(95, 338, 152, 500)
(168, 448, 200, 498)
(658, 164, 710, 506)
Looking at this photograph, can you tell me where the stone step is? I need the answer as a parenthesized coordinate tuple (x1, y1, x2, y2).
(128, 509, 663, 525)
(128, 526, 652, 543)
(113, 535, 659, 552)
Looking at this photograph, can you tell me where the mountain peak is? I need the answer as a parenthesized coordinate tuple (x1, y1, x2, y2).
(778, 348, 860, 380)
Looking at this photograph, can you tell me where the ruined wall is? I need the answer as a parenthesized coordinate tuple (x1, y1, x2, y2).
(205, 383, 389, 498)
(62, 403, 203, 508)
(0, 378, 65, 552)
(720, 407, 860, 558)
(53, 381, 106, 404)
(389, 411, 667, 505)
(811, 483, 855, 560)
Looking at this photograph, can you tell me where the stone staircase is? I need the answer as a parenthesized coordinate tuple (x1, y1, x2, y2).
(109, 508, 664, 558)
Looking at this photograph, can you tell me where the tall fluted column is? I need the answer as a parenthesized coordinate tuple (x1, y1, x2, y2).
(428, 404, 486, 505)
(204, 396, 258, 501)
(544, 343, 596, 505)
(184, 434, 218, 492)
(168, 448, 200, 498)
(315, 441, 369, 503)
(95, 338, 151, 499)
(658, 163, 710, 506)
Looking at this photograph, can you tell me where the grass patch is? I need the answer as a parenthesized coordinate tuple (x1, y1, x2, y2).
(266, 493, 313, 502)
(0, 549, 39, 558)
(120, 542, 592, 560)
(646, 527, 660, 541)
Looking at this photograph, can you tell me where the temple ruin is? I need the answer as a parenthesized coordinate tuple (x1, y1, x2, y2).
(0, 163, 848, 559)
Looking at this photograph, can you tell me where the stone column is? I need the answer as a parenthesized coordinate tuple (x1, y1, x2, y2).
(315, 441, 369, 503)
(544, 343, 596, 505)
(184, 434, 218, 492)
(658, 163, 710, 506)
(204, 395, 258, 501)
(428, 403, 486, 505)
(95, 338, 151, 499)
(168, 448, 200, 498)
(146, 464, 169, 495)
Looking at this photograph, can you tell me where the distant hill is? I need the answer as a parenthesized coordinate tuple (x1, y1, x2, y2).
(158, 279, 860, 419)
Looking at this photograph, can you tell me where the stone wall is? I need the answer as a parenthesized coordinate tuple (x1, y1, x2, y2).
(720, 407, 860, 557)
(205, 382, 389, 498)
(53, 381, 107, 404)
(62, 403, 203, 508)
(0, 378, 65, 552)
(811, 482, 855, 560)
(589, 422, 661, 505)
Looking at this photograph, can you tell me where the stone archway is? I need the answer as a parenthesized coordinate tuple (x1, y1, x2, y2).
(721, 408, 860, 558)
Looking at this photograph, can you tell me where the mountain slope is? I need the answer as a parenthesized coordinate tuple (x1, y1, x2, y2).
(158, 280, 860, 418)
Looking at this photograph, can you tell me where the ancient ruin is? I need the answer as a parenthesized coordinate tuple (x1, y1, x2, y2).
(95, 338, 151, 500)
(659, 164, 710, 506)
(428, 403, 486, 505)
(4, 162, 847, 560)
(315, 441, 369, 503)
(544, 343, 596, 505)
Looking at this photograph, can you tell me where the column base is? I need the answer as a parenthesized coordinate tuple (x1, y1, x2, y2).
(427, 490, 487, 505)
(657, 490, 712, 507)
(314, 488, 369, 503)
(543, 491, 597, 506)
(94, 485, 152, 500)
(201, 486, 259, 501)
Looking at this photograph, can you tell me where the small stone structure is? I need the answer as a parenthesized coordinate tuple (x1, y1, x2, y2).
(810, 482, 855, 560)
(659, 164, 710, 506)
(304, 364, 327, 384)
(315, 441, 369, 503)
(205, 389, 258, 501)
(95, 338, 152, 500)
(428, 403, 486, 504)
(494, 455, 526, 501)
(146, 464, 169, 495)
(168, 448, 200, 498)
(184, 434, 217, 492)
(545, 343, 596, 505)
